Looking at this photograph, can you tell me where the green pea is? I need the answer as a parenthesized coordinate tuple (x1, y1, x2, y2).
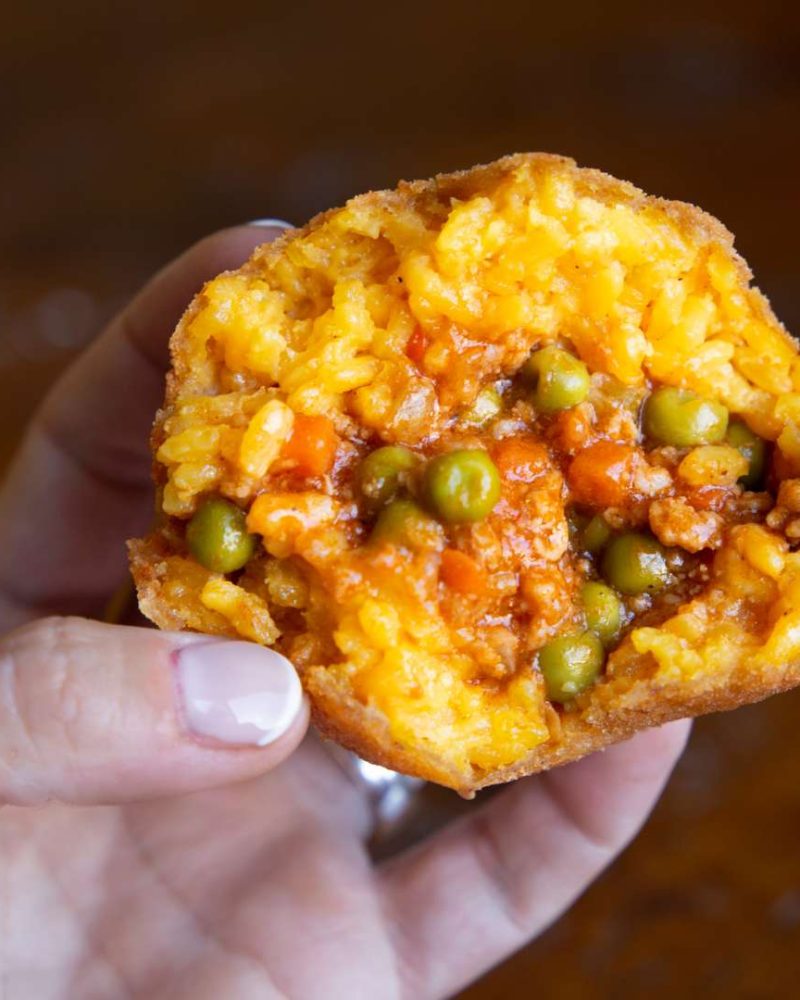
(643, 386, 728, 447)
(422, 449, 501, 524)
(462, 385, 503, 427)
(357, 446, 417, 513)
(581, 581, 623, 643)
(186, 497, 257, 574)
(726, 420, 767, 490)
(582, 515, 611, 554)
(370, 498, 442, 550)
(602, 532, 669, 595)
(522, 345, 590, 412)
(539, 631, 605, 703)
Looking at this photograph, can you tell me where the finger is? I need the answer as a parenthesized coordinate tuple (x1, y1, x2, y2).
(379, 721, 690, 999)
(0, 223, 289, 624)
(0, 616, 308, 806)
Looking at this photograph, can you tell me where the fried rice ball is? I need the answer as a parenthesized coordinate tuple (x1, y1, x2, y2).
(130, 153, 800, 795)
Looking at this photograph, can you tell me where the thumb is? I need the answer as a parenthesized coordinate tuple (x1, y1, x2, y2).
(0, 616, 308, 806)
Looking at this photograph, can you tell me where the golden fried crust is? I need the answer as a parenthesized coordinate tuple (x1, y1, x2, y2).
(131, 153, 797, 795)
(308, 663, 800, 797)
(129, 535, 194, 633)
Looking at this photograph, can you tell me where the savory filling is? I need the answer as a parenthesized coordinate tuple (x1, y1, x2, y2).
(138, 157, 800, 780)
(179, 365, 770, 711)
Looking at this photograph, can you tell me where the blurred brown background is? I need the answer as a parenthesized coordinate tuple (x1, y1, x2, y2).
(3, 1, 800, 995)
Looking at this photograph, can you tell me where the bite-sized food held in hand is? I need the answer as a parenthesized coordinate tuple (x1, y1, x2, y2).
(130, 153, 800, 795)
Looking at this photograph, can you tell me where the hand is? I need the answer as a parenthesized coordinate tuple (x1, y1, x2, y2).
(0, 226, 689, 999)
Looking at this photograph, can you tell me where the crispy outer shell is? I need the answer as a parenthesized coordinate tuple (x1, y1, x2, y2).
(130, 153, 797, 796)
(304, 654, 800, 796)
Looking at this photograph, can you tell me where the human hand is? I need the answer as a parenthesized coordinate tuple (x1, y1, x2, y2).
(0, 226, 689, 999)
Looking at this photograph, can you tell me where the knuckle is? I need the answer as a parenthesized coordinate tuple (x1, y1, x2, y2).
(0, 617, 116, 802)
(469, 811, 537, 937)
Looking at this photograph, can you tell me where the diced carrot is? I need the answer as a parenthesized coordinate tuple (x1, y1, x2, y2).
(567, 441, 637, 508)
(281, 413, 338, 477)
(440, 548, 487, 596)
(405, 326, 428, 366)
(493, 436, 549, 483)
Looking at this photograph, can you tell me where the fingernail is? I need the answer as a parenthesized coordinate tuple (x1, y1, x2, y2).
(246, 218, 293, 229)
(175, 641, 303, 747)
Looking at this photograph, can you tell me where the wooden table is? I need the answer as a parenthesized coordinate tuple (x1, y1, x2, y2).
(3, 2, 800, 994)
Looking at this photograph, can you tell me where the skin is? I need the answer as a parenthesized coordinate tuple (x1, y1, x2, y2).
(0, 226, 690, 999)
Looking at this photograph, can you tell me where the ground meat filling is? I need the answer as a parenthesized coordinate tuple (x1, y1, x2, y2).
(180, 353, 773, 708)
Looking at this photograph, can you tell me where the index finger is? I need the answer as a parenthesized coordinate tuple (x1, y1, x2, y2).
(0, 224, 288, 626)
